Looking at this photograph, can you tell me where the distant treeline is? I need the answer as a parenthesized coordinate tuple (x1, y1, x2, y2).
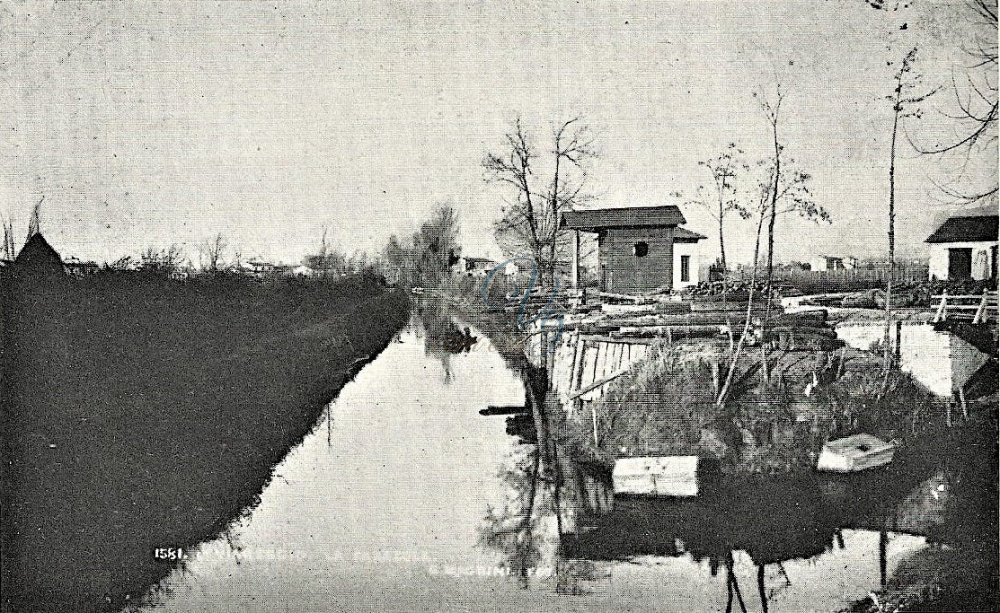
(379, 203, 460, 288)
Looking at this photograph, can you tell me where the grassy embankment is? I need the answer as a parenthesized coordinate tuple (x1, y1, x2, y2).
(439, 277, 998, 608)
(586, 340, 997, 610)
(1, 271, 410, 613)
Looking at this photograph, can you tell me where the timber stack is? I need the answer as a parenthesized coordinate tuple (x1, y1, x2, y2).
(524, 291, 844, 411)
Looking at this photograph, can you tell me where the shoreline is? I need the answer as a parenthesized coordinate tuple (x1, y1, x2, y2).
(1, 273, 411, 613)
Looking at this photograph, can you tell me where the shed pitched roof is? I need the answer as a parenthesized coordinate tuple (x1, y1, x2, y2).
(561, 205, 687, 231)
(674, 227, 707, 242)
(925, 215, 998, 243)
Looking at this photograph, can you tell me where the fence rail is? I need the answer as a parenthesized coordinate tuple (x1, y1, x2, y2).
(724, 263, 930, 289)
(933, 291, 998, 323)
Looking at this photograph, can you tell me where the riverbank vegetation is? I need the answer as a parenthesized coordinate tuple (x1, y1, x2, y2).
(1, 270, 410, 612)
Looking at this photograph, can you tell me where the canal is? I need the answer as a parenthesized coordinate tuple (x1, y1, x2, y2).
(143, 312, 937, 612)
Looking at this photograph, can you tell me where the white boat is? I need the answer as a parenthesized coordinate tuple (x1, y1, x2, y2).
(612, 456, 699, 497)
(816, 434, 895, 473)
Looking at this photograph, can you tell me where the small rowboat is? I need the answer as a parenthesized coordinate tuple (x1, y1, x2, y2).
(612, 456, 699, 497)
(816, 434, 895, 473)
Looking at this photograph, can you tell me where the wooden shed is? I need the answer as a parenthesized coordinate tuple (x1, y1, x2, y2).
(561, 205, 705, 294)
(925, 214, 998, 281)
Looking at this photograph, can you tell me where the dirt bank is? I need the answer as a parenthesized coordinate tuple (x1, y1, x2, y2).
(1, 272, 410, 612)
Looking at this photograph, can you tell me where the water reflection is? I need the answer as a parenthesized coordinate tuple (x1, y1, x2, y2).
(143, 308, 971, 612)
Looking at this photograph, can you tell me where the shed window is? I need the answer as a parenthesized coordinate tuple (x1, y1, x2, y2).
(633, 241, 649, 257)
(680, 255, 691, 282)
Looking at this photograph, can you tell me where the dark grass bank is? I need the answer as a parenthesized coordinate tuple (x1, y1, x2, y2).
(0, 271, 410, 613)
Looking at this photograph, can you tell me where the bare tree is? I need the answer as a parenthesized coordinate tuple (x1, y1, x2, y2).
(716, 166, 775, 406)
(140, 245, 185, 275)
(484, 116, 596, 285)
(754, 85, 831, 297)
(2, 216, 15, 260)
(910, 0, 997, 205)
(198, 232, 229, 272)
(687, 143, 751, 271)
(884, 48, 937, 376)
(715, 105, 830, 405)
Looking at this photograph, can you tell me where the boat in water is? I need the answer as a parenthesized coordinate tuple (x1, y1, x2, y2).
(612, 456, 700, 497)
(816, 434, 895, 473)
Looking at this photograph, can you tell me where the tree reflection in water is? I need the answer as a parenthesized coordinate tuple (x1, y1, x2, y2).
(416, 303, 478, 384)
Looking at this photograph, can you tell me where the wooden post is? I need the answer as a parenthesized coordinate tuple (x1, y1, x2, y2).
(591, 401, 599, 448)
(973, 293, 988, 324)
(572, 230, 580, 290)
(879, 531, 888, 588)
(934, 291, 947, 322)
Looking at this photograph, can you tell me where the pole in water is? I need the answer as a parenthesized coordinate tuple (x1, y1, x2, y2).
(326, 404, 332, 447)
(879, 530, 888, 588)
(757, 564, 768, 613)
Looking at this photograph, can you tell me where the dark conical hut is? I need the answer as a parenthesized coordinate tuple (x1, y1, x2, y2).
(14, 233, 64, 277)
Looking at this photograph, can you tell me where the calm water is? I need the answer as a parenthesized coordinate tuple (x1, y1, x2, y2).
(144, 315, 932, 612)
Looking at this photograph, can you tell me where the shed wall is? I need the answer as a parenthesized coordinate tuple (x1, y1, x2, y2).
(598, 227, 674, 293)
(928, 241, 997, 280)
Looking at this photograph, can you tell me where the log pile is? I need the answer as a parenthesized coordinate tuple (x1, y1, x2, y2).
(520, 292, 842, 351)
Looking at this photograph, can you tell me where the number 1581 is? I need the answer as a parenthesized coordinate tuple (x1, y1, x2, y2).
(153, 547, 187, 561)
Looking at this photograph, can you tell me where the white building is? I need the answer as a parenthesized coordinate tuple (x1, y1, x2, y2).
(672, 227, 703, 290)
(454, 256, 501, 277)
(925, 214, 998, 281)
(809, 255, 857, 272)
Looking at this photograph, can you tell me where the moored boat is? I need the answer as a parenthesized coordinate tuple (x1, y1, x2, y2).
(816, 434, 895, 473)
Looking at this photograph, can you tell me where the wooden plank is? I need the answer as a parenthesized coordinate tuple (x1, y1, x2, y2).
(601, 303, 657, 316)
(570, 367, 632, 400)
(614, 343, 625, 371)
(561, 337, 576, 391)
(596, 342, 610, 380)
(578, 334, 659, 345)
(632, 345, 648, 361)
(582, 345, 598, 388)
(570, 334, 584, 393)
(599, 291, 645, 303)
(607, 343, 618, 373)
(550, 337, 563, 391)
(583, 343, 609, 402)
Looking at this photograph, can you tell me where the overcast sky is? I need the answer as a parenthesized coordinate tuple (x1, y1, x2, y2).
(1, 1, 995, 265)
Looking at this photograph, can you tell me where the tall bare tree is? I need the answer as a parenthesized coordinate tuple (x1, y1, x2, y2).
(688, 143, 751, 271)
(716, 100, 830, 405)
(198, 232, 229, 272)
(414, 202, 461, 282)
(484, 117, 595, 285)
(716, 164, 777, 406)
(754, 85, 831, 297)
(883, 49, 937, 373)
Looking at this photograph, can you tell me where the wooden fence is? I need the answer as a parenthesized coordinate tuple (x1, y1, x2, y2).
(933, 291, 999, 323)
(725, 263, 929, 290)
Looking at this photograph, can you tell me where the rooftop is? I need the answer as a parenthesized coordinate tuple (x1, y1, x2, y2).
(674, 227, 707, 242)
(925, 215, 998, 243)
(561, 205, 687, 231)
